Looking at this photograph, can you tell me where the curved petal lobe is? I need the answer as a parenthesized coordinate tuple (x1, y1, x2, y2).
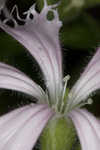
(69, 109, 100, 150)
(0, 62, 46, 102)
(69, 48, 100, 106)
(0, 104, 54, 150)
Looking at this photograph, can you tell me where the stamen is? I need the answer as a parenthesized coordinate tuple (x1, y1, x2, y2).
(65, 97, 93, 114)
(76, 98, 93, 109)
(62, 75, 70, 100)
(73, 98, 93, 110)
(59, 75, 70, 113)
(87, 98, 93, 105)
(0, 0, 7, 10)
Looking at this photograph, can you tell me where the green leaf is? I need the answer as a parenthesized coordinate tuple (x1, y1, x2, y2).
(40, 116, 76, 150)
(60, 14, 100, 50)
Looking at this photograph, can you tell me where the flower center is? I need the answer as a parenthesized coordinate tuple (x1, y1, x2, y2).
(51, 75, 70, 115)
(51, 75, 93, 116)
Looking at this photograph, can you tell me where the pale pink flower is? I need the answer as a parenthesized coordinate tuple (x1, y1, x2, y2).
(0, 0, 100, 150)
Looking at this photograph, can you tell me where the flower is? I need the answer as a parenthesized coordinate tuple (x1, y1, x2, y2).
(0, 0, 100, 150)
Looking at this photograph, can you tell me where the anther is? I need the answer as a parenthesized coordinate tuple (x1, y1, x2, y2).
(75, 98, 93, 109)
(87, 98, 93, 105)
(62, 75, 70, 100)
(63, 75, 70, 83)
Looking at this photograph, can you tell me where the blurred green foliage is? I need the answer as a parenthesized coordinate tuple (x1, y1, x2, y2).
(61, 14, 100, 49)
(74, 144, 81, 150)
(85, 0, 100, 7)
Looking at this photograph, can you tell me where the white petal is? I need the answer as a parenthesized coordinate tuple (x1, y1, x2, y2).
(79, 109, 100, 140)
(0, 105, 31, 126)
(0, 62, 46, 102)
(0, 1, 63, 103)
(69, 109, 100, 150)
(0, 104, 54, 150)
(69, 48, 100, 106)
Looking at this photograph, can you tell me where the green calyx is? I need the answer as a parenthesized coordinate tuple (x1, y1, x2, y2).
(40, 116, 76, 150)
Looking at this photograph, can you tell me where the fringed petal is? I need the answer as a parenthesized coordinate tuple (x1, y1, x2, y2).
(69, 109, 100, 150)
(0, 0, 63, 103)
(0, 62, 46, 102)
(0, 104, 54, 150)
(69, 48, 100, 106)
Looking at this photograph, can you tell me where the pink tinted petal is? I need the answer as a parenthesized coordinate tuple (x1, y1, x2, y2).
(69, 48, 100, 106)
(0, 1, 63, 103)
(78, 109, 100, 140)
(0, 105, 31, 126)
(0, 104, 45, 145)
(0, 62, 46, 102)
(0, 104, 54, 150)
(82, 48, 100, 76)
(73, 74, 100, 103)
(69, 109, 100, 150)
